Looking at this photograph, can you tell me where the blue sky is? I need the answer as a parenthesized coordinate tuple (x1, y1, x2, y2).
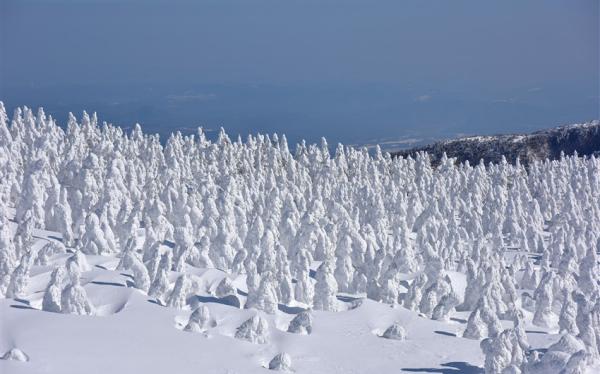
(1, 0, 598, 149)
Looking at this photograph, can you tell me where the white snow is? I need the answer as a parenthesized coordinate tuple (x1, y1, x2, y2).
(1, 104, 599, 374)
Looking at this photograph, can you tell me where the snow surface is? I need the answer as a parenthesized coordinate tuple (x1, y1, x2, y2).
(0, 225, 488, 374)
(0, 191, 592, 374)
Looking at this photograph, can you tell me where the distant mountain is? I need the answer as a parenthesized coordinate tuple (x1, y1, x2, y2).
(393, 121, 600, 166)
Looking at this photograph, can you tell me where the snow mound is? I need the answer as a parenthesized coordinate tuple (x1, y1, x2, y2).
(380, 322, 407, 340)
(268, 352, 292, 371)
(235, 314, 270, 344)
(1, 348, 29, 362)
(547, 334, 586, 355)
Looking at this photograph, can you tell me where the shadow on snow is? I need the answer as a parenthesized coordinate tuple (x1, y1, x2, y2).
(402, 361, 483, 373)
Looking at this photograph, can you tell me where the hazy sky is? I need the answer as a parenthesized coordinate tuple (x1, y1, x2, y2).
(1, 0, 598, 149)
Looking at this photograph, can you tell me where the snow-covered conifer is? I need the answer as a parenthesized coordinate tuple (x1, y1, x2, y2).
(215, 276, 237, 299)
(42, 267, 65, 312)
(432, 291, 460, 321)
(130, 256, 151, 292)
(287, 311, 313, 334)
(188, 236, 214, 269)
(149, 268, 170, 303)
(6, 251, 33, 299)
(532, 277, 556, 328)
(480, 328, 526, 374)
(54, 188, 74, 246)
(559, 290, 579, 335)
(404, 273, 427, 311)
(573, 292, 599, 359)
(313, 261, 339, 312)
(235, 314, 270, 344)
(80, 213, 112, 255)
(334, 235, 354, 292)
(247, 273, 279, 314)
(0, 204, 16, 296)
(166, 274, 190, 309)
(34, 241, 66, 266)
(184, 305, 212, 332)
(65, 249, 91, 274)
(463, 307, 487, 340)
(61, 273, 94, 315)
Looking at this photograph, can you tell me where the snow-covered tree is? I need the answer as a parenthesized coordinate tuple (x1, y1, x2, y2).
(42, 267, 65, 312)
(184, 305, 212, 332)
(149, 268, 170, 303)
(313, 261, 339, 312)
(166, 274, 190, 309)
(532, 276, 556, 328)
(246, 273, 279, 314)
(235, 314, 270, 344)
(61, 273, 94, 315)
(6, 251, 33, 299)
(287, 311, 313, 335)
(559, 290, 579, 335)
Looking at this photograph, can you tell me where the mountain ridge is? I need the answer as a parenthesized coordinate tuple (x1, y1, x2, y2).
(393, 120, 600, 166)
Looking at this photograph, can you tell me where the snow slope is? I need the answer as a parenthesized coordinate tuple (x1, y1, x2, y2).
(0, 224, 568, 374)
